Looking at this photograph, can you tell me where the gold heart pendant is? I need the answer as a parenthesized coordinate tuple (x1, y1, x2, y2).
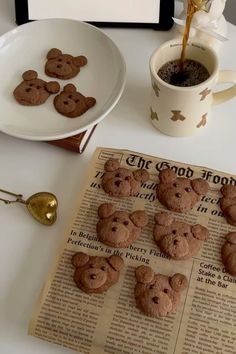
(0, 189, 58, 226)
(26, 192, 58, 226)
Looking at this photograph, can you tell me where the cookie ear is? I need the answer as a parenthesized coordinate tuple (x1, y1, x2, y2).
(191, 224, 209, 240)
(45, 81, 60, 94)
(170, 273, 188, 292)
(135, 265, 154, 284)
(71, 252, 90, 268)
(22, 70, 38, 81)
(86, 97, 96, 108)
(47, 48, 62, 59)
(133, 169, 149, 183)
(104, 159, 120, 172)
(130, 210, 148, 228)
(159, 168, 176, 184)
(107, 255, 124, 271)
(154, 212, 174, 226)
(191, 179, 209, 195)
(64, 83, 76, 93)
(98, 203, 115, 219)
(74, 55, 87, 67)
(221, 184, 236, 198)
(226, 232, 236, 244)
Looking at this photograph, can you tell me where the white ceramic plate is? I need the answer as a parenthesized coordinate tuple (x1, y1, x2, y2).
(0, 19, 126, 140)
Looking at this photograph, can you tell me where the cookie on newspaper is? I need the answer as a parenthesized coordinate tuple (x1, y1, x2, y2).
(220, 184, 236, 226)
(45, 48, 87, 80)
(96, 203, 149, 248)
(153, 212, 209, 260)
(71, 252, 124, 294)
(134, 265, 188, 317)
(156, 168, 209, 213)
(102, 158, 149, 197)
(221, 232, 236, 276)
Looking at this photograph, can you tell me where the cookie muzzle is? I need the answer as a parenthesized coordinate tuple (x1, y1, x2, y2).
(139, 289, 173, 317)
(100, 223, 130, 244)
(47, 61, 73, 77)
(16, 86, 40, 104)
(162, 234, 190, 259)
(81, 269, 107, 289)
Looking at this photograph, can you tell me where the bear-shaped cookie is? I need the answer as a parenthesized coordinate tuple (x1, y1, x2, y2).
(71, 252, 124, 293)
(13, 70, 60, 106)
(156, 168, 209, 212)
(54, 83, 96, 118)
(220, 184, 236, 226)
(102, 158, 149, 197)
(45, 48, 87, 79)
(96, 203, 149, 248)
(134, 265, 188, 317)
(221, 232, 236, 276)
(153, 212, 209, 260)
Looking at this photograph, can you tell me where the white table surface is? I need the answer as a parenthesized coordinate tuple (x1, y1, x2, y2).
(0, 1, 236, 353)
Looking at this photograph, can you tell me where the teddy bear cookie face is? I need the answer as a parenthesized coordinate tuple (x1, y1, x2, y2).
(153, 212, 209, 260)
(134, 265, 188, 317)
(221, 232, 236, 276)
(156, 168, 209, 213)
(54, 84, 96, 118)
(96, 203, 149, 248)
(71, 252, 124, 294)
(220, 185, 236, 226)
(45, 48, 88, 80)
(102, 159, 149, 197)
(13, 70, 60, 106)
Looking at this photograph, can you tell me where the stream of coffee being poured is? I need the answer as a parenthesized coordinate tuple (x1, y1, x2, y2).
(180, 0, 210, 67)
(158, 0, 212, 86)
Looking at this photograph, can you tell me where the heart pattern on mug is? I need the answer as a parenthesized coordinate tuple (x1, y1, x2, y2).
(26, 192, 58, 225)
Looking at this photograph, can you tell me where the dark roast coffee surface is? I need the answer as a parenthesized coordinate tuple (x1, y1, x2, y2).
(157, 59, 210, 87)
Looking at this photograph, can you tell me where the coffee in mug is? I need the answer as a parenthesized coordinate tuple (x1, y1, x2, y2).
(157, 59, 210, 87)
(149, 40, 236, 137)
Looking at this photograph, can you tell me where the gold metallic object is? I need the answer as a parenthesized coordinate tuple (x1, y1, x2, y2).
(191, 0, 212, 12)
(0, 188, 58, 225)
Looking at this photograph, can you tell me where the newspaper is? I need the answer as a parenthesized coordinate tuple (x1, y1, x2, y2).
(29, 147, 236, 354)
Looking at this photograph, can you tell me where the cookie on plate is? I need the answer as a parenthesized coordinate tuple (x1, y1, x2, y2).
(13, 70, 60, 106)
(134, 265, 188, 317)
(45, 48, 87, 80)
(54, 84, 96, 118)
(156, 168, 209, 213)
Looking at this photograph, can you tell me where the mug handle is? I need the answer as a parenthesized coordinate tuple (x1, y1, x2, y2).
(213, 70, 236, 105)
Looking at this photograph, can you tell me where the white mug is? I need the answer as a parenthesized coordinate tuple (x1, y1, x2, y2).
(149, 40, 236, 137)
